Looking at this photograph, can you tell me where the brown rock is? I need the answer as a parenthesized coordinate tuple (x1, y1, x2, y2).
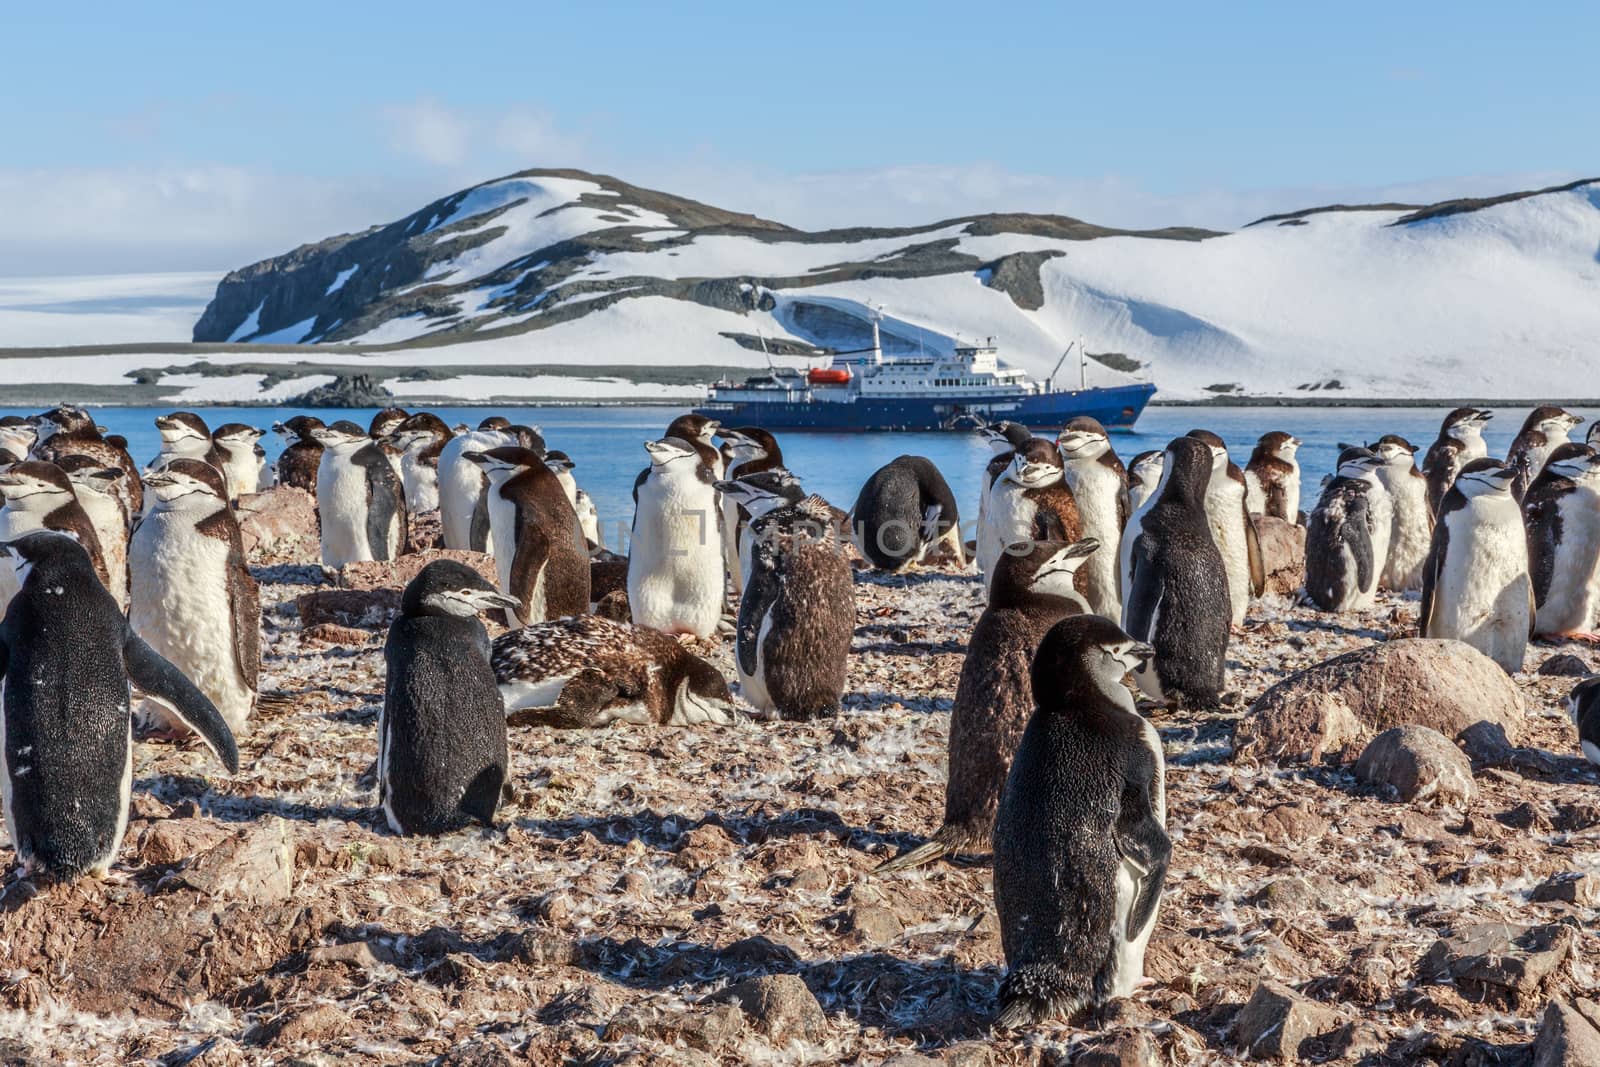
(296, 588, 401, 628)
(300, 622, 375, 645)
(176, 817, 295, 905)
(1235, 638, 1524, 763)
(236, 486, 317, 558)
(339, 548, 496, 592)
(1530, 872, 1599, 907)
(845, 905, 905, 946)
(257, 1003, 350, 1047)
(719, 973, 828, 1045)
(1537, 653, 1591, 677)
(1252, 515, 1306, 597)
(1232, 980, 1339, 1060)
(1419, 922, 1576, 1003)
(406, 509, 444, 554)
(137, 817, 231, 866)
(1075, 1029, 1162, 1067)
(1534, 998, 1600, 1067)
(1354, 726, 1477, 805)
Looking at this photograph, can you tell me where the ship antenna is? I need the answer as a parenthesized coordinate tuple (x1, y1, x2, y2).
(756, 330, 776, 371)
(1079, 335, 1087, 390)
(1047, 341, 1076, 391)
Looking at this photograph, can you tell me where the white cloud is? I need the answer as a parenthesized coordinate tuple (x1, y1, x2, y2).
(380, 97, 586, 175)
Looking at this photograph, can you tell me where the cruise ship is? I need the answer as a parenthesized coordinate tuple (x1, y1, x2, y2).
(695, 322, 1155, 432)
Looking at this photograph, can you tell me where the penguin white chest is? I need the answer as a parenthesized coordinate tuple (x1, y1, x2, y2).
(980, 484, 1040, 587)
(401, 454, 440, 513)
(1534, 493, 1600, 634)
(629, 472, 723, 637)
(317, 456, 373, 566)
(1432, 500, 1530, 672)
(1203, 479, 1251, 624)
(1066, 465, 1123, 619)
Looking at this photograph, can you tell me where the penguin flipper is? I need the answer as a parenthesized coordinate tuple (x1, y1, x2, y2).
(508, 516, 551, 624)
(736, 549, 781, 678)
(123, 632, 240, 773)
(0, 636, 9, 683)
(1243, 498, 1266, 596)
(873, 836, 951, 875)
(1418, 522, 1445, 636)
(507, 668, 621, 729)
(1114, 802, 1171, 942)
(1122, 535, 1159, 642)
(1346, 491, 1374, 595)
(361, 456, 405, 561)
(200, 509, 261, 693)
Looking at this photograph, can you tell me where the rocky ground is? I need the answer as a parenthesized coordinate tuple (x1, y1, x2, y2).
(0, 494, 1597, 1066)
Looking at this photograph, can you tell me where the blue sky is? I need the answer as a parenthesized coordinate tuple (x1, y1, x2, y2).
(4, 1, 1596, 274)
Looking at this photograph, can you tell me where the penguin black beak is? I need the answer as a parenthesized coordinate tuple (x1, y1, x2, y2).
(463, 451, 487, 466)
(1130, 642, 1156, 665)
(473, 590, 521, 612)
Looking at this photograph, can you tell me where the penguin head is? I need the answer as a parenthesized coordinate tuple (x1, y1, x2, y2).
(1155, 437, 1214, 504)
(991, 538, 1100, 607)
(212, 423, 265, 449)
(667, 414, 719, 445)
(1442, 407, 1493, 439)
(716, 469, 804, 519)
(643, 437, 699, 468)
(368, 408, 410, 438)
(977, 420, 1030, 455)
(1128, 450, 1164, 487)
(1335, 447, 1383, 481)
(1372, 435, 1418, 467)
(29, 406, 94, 443)
(464, 446, 544, 484)
(55, 455, 125, 499)
(717, 428, 770, 467)
(1185, 429, 1231, 473)
(1030, 615, 1155, 704)
(1005, 439, 1064, 488)
(1453, 458, 1516, 498)
(143, 458, 227, 508)
(402, 560, 519, 618)
(542, 450, 576, 474)
(384, 412, 452, 454)
(0, 529, 92, 590)
(1254, 431, 1301, 463)
(504, 425, 546, 453)
(1523, 405, 1583, 438)
(673, 655, 736, 723)
(155, 411, 211, 447)
(1055, 417, 1111, 461)
(0, 416, 38, 457)
(308, 421, 371, 453)
(478, 416, 512, 432)
(275, 415, 325, 446)
(1544, 443, 1600, 485)
(0, 460, 75, 507)
(0, 448, 21, 470)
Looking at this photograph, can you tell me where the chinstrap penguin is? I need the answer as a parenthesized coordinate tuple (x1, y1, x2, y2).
(28, 406, 142, 516)
(311, 420, 407, 567)
(628, 437, 725, 638)
(438, 419, 514, 553)
(1373, 435, 1433, 592)
(0, 531, 238, 879)
(977, 440, 1081, 591)
(0, 460, 110, 618)
(383, 412, 452, 514)
(466, 446, 590, 626)
(1243, 431, 1301, 522)
(1423, 407, 1491, 517)
(718, 427, 784, 593)
(210, 423, 265, 500)
(541, 450, 601, 550)
(850, 455, 963, 572)
(150, 411, 225, 473)
(664, 414, 724, 477)
(1507, 405, 1584, 502)
(1305, 447, 1391, 612)
(1523, 443, 1600, 641)
(272, 415, 325, 494)
(715, 469, 806, 592)
(1185, 430, 1264, 627)
(992, 615, 1167, 1027)
(975, 421, 1034, 562)
(54, 455, 130, 610)
(1125, 451, 1164, 515)
(1056, 418, 1128, 621)
(379, 561, 517, 836)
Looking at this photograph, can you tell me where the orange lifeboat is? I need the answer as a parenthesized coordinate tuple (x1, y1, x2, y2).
(808, 367, 851, 385)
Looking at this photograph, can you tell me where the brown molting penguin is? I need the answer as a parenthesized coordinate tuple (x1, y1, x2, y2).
(1423, 407, 1491, 516)
(467, 446, 590, 626)
(0, 460, 111, 617)
(737, 495, 854, 720)
(1507, 405, 1585, 502)
(665, 413, 724, 477)
(1242, 431, 1301, 522)
(978, 439, 1083, 591)
(273, 415, 326, 493)
(29, 406, 142, 515)
(876, 537, 1100, 875)
(492, 614, 736, 728)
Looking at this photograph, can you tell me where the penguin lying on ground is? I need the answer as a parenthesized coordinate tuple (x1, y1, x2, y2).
(850, 455, 963, 572)
(1056, 419, 1128, 621)
(311, 420, 407, 567)
(1507, 405, 1585, 502)
(130, 459, 261, 738)
(467, 446, 590, 626)
(1523, 443, 1600, 642)
(1186, 430, 1264, 627)
(0, 460, 110, 617)
(493, 614, 736, 728)
(1420, 458, 1532, 673)
(1566, 677, 1600, 767)
(1305, 448, 1391, 612)
(273, 415, 325, 494)
(0, 531, 238, 879)
(977, 440, 1081, 590)
(380, 560, 518, 836)
(1122, 437, 1229, 708)
(1372, 435, 1432, 592)
(992, 615, 1167, 1027)
(384, 412, 453, 514)
(1126, 451, 1164, 514)
(1423, 407, 1492, 516)
(1243, 431, 1301, 522)
(877, 537, 1099, 875)
(629, 437, 725, 638)
(736, 495, 854, 719)
(211, 423, 265, 500)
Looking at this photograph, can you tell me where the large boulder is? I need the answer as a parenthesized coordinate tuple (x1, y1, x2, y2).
(1354, 726, 1476, 805)
(1251, 515, 1306, 597)
(1534, 998, 1600, 1066)
(1234, 639, 1524, 764)
(236, 486, 318, 558)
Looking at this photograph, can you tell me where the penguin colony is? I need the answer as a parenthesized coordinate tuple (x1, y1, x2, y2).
(1, 400, 1599, 1037)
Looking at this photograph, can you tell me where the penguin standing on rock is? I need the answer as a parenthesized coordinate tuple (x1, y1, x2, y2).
(992, 615, 1167, 1027)
(978, 440, 1082, 590)
(130, 459, 260, 738)
(379, 561, 517, 836)
(0, 531, 239, 879)
(0, 461, 109, 617)
(1186, 430, 1264, 627)
(877, 538, 1099, 875)
(1424, 407, 1492, 516)
(1305, 448, 1391, 612)
(466, 447, 589, 626)
(55, 456, 129, 610)
(1056, 419, 1128, 620)
(311, 421, 407, 567)
(272, 415, 325, 493)
(1507, 406, 1585, 502)
(1125, 451, 1164, 514)
(1373, 435, 1432, 592)
(850, 455, 963, 572)
(629, 437, 725, 638)
(1522, 444, 1600, 642)
(1243, 432, 1301, 522)
(384, 412, 453, 514)
(1420, 459, 1532, 673)
(1122, 437, 1229, 707)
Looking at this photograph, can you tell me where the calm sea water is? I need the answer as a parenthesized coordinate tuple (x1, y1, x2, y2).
(5, 404, 1594, 551)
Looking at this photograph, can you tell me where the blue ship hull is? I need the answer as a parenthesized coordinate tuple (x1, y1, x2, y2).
(696, 382, 1156, 432)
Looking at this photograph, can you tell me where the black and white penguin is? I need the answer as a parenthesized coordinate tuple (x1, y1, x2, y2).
(493, 614, 736, 727)
(1125, 450, 1164, 514)
(1523, 443, 1600, 641)
(383, 412, 452, 514)
(1589, 422, 1600, 450)
(465, 446, 590, 626)
(1565, 676, 1600, 767)
(369, 407, 410, 439)
(379, 560, 516, 836)
(877, 537, 1099, 875)
(1122, 437, 1229, 707)
(629, 437, 725, 637)
(0, 460, 110, 617)
(55, 455, 130, 610)
(310, 420, 407, 567)
(975, 421, 1034, 555)
(850, 455, 963, 572)
(1423, 407, 1492, 516)
(272, 415, 325, 493)
(129, 459, 260, 738)
(0, 417, 37, 461)
(210, 423, 265, 500)
(1305, 448, 1391, 613)
(715, 469, 805, 591)
(664, 414, 724, 477)
(1373, 435, 1433, 592)
(1186, 430, 1264, 627)
(977, 440, 1082, 589)
(1243, 431, 1301, 522)
(151, 411, 225, 473)
(437, 420, 512, 553)
(1420, 459, 1532, 673)
(0, 531, 238, 879)
(29, 406, 142, 516)
(718, 427, 784, 593)
(992, 614, 1167, 1027)
(1507, 405, 1585, 502)
(736, 495, 855, 720)
(542, 450, 601, 550)
(1056, 418, 1128, 621)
